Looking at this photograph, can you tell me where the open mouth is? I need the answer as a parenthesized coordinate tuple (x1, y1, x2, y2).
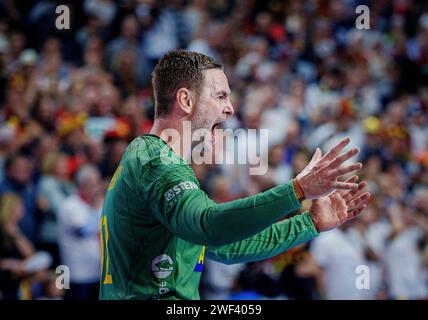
(210, 122, 224, 145)
(211, 122, 222, 136)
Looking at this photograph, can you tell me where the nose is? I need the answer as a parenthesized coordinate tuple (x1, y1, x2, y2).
(224, 101, 235, 117)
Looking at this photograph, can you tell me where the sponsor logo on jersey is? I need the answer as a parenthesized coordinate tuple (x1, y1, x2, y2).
(193, 246, 206, 272)
(151, 254, 173, 279)
(164, 181, 198, 206)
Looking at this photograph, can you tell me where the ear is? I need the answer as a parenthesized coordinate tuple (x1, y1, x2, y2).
(176, 88, 194, 115)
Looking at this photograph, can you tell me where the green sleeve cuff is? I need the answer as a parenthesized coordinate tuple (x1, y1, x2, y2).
(300, 211, 319, 239)
(281, 180, 302, 214)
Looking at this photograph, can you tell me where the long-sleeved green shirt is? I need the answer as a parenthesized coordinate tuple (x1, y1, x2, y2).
(99, 134, 319, 300)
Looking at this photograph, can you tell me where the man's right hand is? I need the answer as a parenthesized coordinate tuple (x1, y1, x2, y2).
(296, 137, 362, 199)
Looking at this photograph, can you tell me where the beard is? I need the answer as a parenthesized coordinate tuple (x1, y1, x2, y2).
(190, 108, 212, 132)
(190, 109, 213, 150)
(187, 106, 225, 164)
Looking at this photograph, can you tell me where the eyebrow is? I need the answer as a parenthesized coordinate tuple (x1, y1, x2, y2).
(215, 90, 230, 96)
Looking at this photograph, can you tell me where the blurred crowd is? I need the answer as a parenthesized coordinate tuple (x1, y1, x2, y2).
(0, 0, 428, 300)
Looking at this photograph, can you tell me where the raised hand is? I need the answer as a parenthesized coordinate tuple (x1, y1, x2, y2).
(296, 137, 362, 199)
(308, 176, 371, 233)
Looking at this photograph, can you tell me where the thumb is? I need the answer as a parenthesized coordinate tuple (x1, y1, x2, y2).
(309, 148, 322, 165)
(298, 148, 322, 180)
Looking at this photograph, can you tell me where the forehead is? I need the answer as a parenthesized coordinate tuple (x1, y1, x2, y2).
(201, 69, 230, 94)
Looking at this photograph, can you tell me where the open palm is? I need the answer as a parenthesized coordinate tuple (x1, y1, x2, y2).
(309, 176, 371, 232)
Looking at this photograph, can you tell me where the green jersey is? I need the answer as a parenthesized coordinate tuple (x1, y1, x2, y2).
(99, 134, 319, 300)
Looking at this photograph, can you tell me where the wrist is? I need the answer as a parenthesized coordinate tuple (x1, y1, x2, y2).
(302, 211, 320, 236)
(292, 178, 305, 202)
(308, 211, 321, 233)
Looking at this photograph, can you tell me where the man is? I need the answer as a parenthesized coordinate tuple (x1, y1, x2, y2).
(58, 165, 103, 300)
(99, 50, 370, 300)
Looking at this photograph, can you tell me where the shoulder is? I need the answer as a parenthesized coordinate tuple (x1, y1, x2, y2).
(123, 135, 172, 164)
(125, 135, 192, 176)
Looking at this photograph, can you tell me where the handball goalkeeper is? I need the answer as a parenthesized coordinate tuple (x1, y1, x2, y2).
(99, 50, 370, 300)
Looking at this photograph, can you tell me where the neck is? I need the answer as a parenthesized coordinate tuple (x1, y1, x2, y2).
(150, 117, 193, 161)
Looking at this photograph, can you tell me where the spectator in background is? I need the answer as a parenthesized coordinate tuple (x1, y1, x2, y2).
(310, 223, 369, 300)
(279, 243, 322, 300)
(33, 37, 71, 101)
(0, 153, 37, 243)
(0, 193, 52, 300)
(37, 152, 75, 267)
(58, 165, 103, 300)
(106, 14, 151, 90)
(383, 198, 428, 299)
(0, 0, 427, 300)
(139, 0, 189, 67)
(345, 216, 384, 300)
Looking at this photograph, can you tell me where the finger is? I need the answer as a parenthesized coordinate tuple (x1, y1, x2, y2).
(346, 204, 367, 221)
(347, 192, 371, 210)
(331, 181, 359, 190)
(343, 180, 367, 201)
(347, 202, 369, 213)
(347, 192, 371, 211)
(323, 147, 360, 171)
(319, 137, 351, 163)
(328, 162, 362, 179)
(335, 175, 359, 196)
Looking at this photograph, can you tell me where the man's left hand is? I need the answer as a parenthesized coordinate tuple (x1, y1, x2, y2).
(309, 175, 371, 233)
